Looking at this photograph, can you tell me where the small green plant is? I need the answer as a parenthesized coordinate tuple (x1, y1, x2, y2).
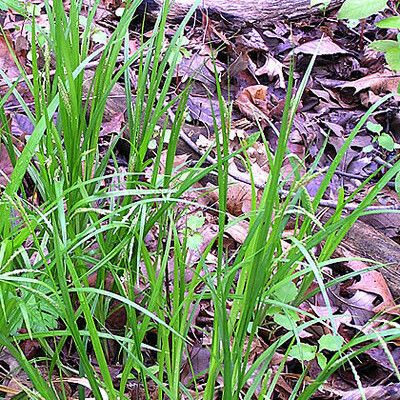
(370, 26, 400, 72)
(365, 121, 400, 195)
(366, 121, 399, 151)
(289, 334, 344, 369)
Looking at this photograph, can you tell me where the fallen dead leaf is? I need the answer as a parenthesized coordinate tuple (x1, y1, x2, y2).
(339, 71, 400, 95)
(225, 217, 249, 244)
(208, 182, 253, 217)
(101, 111, 125, 136)
(0, 33, 20, 79)
(235, 85, 270, 123)
(0, 144, 13, 188)
(187, 95, 221, 127)
(294, 36, 348, 56)
(255, 55, 286, 88)
(342, 249, 400, 316)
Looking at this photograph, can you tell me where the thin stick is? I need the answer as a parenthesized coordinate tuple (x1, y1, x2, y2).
(166, 107, 400, 213)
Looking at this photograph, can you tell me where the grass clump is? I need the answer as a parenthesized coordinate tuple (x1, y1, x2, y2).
(0, 1, 400, 399)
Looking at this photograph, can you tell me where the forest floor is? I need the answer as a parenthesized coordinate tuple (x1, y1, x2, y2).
(1, 1, 400, 399)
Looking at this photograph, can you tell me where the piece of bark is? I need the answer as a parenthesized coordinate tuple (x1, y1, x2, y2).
(340, 219, 400, 301)
(341, 384, 400, 400)
(141, 0, 344, 27)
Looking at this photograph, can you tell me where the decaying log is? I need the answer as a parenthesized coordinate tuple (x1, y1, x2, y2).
(141, 0, 344, 27)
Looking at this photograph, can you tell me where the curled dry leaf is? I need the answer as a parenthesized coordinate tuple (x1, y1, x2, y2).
(225, 217, 249, 244)
(218, 182, 254, 216)
(255, 55, 286, 88)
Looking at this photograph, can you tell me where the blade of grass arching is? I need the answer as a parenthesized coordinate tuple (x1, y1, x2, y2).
(143, 133, 259, 236)
(66, 257, 118, 399)
(318, 157, 400, 262)
(0, 69, 34, 122)
(0, 104, 17, 168)
(51, 1, 82, 188)
(265, 345, 294, 400)
(232, 52, 319, 393)
(287, 78, 393, 263)
(123, 31, 136, 162)
(2, 0, 26, 15)
(163, 87, 191, 189)
(0, 26, 34, 95)
(133, 1, 172, 174)
(295, 187, 345, 304)
(290, 237, 337, 334)
(133, 0, 200, 175)
(30, 16, 42, 121)
(0, 40, 108, 235)
(287, 365, 309, 400)
(0, 95, 58, 236)
(74, 287, 188, 342)
(80, 0, 101, 60)
(283, 102, 397, 303)
(82, 1, 142, 181)
(168, 229, 188, 397)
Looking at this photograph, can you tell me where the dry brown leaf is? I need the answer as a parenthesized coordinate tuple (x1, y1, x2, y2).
(100, 111, 125, 136)
(0, 144, 13, 188)
(188, 95, 221, 126)
(343, 249, 400, 316)
(227, 183, 253, 216)
(225, 218, 249, 244)
(236, 85, 270, 122)
(255, 55, 286, 88)
(339, 72, 400, 95)
(0, 34, 20, 79)
(294, 36, 348, 56)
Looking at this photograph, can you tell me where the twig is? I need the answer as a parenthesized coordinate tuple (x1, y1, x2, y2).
(167, 107, 400, 213)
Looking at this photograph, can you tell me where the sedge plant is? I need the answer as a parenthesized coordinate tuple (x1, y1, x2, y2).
(1, 1, 400, 400)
